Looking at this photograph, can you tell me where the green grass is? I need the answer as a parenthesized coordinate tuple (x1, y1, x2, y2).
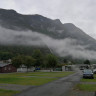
(0, 89, 19, 96)
(0, 72, 74, 96)
(81, 78, 96, 82)
(0, 77, 57, 85)
(0, 72, 74, 85)
(76, 84, 96, 91)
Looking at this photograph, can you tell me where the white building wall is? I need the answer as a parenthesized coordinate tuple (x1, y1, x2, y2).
(62, 66, 65, 71)
(17, 67, 35, 72)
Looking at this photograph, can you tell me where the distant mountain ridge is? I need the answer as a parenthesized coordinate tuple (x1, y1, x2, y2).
(0, 8, 96, 59)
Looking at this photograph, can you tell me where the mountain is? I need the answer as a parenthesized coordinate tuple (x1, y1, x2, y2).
(0, 8, 96, 60)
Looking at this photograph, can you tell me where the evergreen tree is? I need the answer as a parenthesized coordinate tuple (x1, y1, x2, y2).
(33, 49, 43, 67)
(46, 54, 58, 71)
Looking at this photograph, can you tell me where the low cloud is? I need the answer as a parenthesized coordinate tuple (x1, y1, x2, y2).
(0, 26, 96, 60)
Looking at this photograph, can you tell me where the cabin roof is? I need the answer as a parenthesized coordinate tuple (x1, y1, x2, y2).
(0, 63, 9, 67)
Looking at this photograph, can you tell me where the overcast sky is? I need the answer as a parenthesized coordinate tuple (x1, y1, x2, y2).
(0, 0, 96, 39)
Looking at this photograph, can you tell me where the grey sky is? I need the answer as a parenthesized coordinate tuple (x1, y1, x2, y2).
(0, 0, 96, 39)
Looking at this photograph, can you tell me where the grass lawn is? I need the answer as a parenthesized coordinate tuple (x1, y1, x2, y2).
(0, 72, 74, 96)
(0, 89, 19, 96)
(0, 71, 74, 86)
(76, 84, 96, 92)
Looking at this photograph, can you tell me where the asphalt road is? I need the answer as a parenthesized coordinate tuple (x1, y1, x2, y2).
(15, 71, 82, 96)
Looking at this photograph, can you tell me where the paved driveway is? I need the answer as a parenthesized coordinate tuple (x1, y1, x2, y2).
(15, 71, 82, 96)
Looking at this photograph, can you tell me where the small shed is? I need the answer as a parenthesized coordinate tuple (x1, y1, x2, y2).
(0, 63, 17, 73)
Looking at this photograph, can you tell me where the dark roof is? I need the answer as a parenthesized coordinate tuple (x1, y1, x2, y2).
(0, 63, 9, 67)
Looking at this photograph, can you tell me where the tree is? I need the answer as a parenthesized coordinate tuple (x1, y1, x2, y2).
(33, 49, 43, 67)
(24, 56, 35, 72)
(0, 52, 13, 60)
(46, 54, 58, 71)
(84, 60, 90, 65)
(63, 59, 68, 64)
(12, 55, 24, 68)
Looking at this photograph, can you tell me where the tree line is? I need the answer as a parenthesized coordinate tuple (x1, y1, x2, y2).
(12, 49, 58, 71)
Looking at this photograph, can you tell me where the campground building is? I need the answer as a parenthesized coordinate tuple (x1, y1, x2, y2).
(0, 63, 17, 73)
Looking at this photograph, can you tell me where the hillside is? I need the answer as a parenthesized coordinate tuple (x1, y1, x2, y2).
(0, 8, 96, 60)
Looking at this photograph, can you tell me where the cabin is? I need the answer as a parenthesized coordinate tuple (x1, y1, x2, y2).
(17, 65, 35, 72)
(0, 63, 17, 73)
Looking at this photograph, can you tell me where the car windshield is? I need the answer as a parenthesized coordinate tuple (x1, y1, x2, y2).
(83, 70, 92, 74)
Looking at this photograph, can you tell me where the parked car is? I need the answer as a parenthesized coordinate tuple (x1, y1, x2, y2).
(83, 69, 94, 79)
(93, 69, 96, 74)
(35, 68, 40, 70)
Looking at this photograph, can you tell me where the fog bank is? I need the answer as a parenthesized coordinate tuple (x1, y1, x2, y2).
(0, 26, 96, 60)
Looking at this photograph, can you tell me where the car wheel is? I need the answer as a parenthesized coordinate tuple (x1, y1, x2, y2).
(92, 77, 94, 79)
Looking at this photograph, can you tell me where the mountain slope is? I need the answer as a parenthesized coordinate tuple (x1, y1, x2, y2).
(0, 8, 96, 59)
(0, 9, 95, 40)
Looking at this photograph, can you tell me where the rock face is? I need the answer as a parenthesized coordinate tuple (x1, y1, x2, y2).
(0, 8, 96, 59)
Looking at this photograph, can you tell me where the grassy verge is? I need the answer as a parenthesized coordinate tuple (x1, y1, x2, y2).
(76, 84, 96, 91)
(81, 78, 96, 82)
(0, 77, 57, 85)
(0, 89, 19, 96)
(0, 72, 74, 85)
